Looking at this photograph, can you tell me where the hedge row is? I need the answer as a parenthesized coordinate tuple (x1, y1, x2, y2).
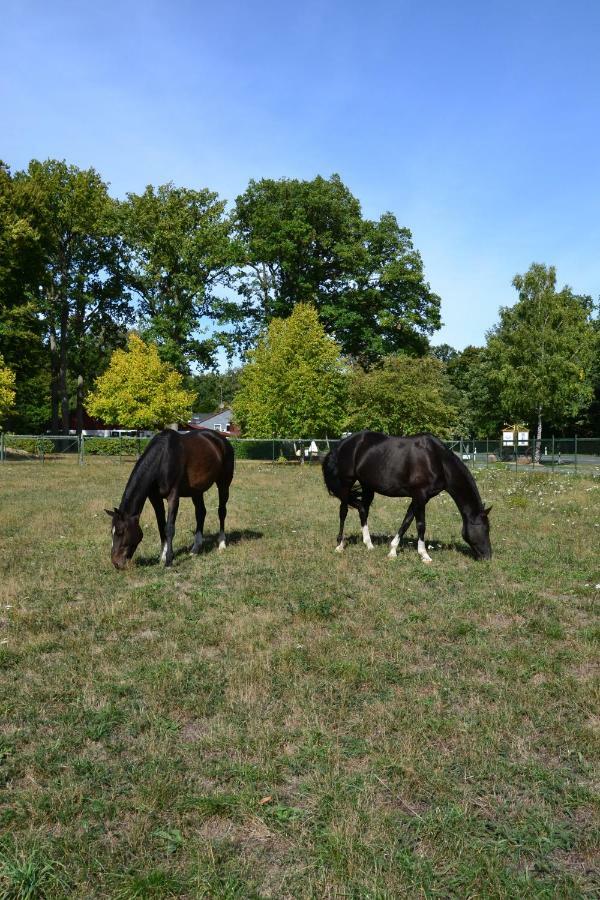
(83, 437, 152, 456)
(6, 437, 56, 455)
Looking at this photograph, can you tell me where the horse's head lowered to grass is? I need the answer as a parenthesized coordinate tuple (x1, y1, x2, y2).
(105, 507, 143, 570)
(462, 506, 492, 560)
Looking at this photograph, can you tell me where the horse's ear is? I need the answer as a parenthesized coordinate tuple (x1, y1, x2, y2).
(484, 505, 493, 516)
(105, 509, 115, 517)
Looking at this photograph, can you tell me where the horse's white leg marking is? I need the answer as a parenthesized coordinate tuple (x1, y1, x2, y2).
(160, 542, 167, 563)
(335, 540, 345, 553)
(388, 533, 400, 558)
(362, 524, 374, 550)
(218, 531, 226, 551)
(418, 539, 432, 563)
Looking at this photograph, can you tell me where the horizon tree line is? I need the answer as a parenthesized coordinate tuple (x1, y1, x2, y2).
(0, 157, 598, 438)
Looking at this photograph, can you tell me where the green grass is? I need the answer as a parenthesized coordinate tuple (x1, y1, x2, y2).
(0, 459, 598, 898)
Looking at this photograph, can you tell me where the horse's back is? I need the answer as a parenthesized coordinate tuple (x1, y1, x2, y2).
(178, 430, 233, 494)
(347, 431, 447, 498)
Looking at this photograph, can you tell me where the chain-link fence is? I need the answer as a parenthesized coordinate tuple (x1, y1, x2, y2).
(1, 433, 599, 472)
(449, 437, 600, 472)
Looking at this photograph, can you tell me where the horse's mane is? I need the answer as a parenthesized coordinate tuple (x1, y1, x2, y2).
(120, 431, 176, 512)
(431, 436, 485, 511)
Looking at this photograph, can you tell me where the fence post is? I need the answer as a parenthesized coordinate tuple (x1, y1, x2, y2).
(551, 435, 555, 472)
(486, 437, 489, 467)
(79, 434, 85, 466)
(272, 434, 275, 466)
(574, 434, 578, 471)
(0, 431, 4, 463)
(40, 435, 45, 465)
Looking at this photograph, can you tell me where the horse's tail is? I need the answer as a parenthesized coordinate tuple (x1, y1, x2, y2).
(322, 443, 361, 504)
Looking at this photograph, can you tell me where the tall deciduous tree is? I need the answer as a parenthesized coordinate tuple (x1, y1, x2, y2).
(227, 175, 440, 366)
(345, 355, 457, 436)
(0, 161, 51, 431)
(0, 353, 16, 422)
(486, 263, 596, 458)
(124, 183, 235, 373)
(13, 159, 133, 432)
(86, 333, 195, 430)
(445, 345, 504, 437)
(232, 304, 347, 437)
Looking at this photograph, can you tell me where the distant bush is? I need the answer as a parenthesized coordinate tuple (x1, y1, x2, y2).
(6, 437, 54, 456)
(83, 437, 151, 456)
(229, 439, 275, 460)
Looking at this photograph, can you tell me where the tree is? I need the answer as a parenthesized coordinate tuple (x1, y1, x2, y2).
(12, 159, 133, 432)
(445, 345, 504, 437)
(0, 353, 16, 422)
(190, 368, 241, 413)
(227, 175, 440, 365)
(124, 183, 235, 373)
(485, 263, 596, 459)
(431, 343, 458, 364)
(0, 161, 51, 431)
(232, 304, 347, 437)
(345, 354, 457, 436)
(86, 334, 196, 430)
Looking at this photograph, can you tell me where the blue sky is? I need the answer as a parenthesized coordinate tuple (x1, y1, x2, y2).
(2, 0, 599, 353)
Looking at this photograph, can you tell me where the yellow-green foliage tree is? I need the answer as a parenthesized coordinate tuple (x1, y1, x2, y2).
(233, 304, 347, 437)
(86, 334, 195, 430)
(345, 354, 457, 437)
(0, 354, 16, 423)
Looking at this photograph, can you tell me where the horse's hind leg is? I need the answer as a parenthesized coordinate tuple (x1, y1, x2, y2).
(388, 501, 415, 559)
(217, 480, 229, 551)
(357, 486, 375, 550)
(336, 500, 349, 552)
(414, 500, 432, 563)
(191, 494, 206, 555)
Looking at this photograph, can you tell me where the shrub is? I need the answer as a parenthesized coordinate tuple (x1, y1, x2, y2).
(83, 437, 152, 456)
(5, 437, 55, 456)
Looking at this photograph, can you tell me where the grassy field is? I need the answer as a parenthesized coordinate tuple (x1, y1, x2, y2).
(0, 458, 598, 898)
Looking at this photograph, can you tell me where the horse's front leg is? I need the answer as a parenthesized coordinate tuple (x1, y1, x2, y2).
(414, 500, 432, 563)
(164, 491, 180, 567)
(388, 501, 415, 559)
(190, 494, 206, 555)
(217, 480, 229, 551)
(148, 488, 167, 563)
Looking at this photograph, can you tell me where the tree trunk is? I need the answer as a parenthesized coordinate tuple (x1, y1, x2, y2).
(534, 406, 542, 464)
(50, 331, 59, 433)
(76, 375, 84, 435)
(59, 300, 70, 433)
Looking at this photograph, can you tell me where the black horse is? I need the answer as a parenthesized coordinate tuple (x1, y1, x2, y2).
(106, 429, 234, 569)
(322, 430, 492, 561)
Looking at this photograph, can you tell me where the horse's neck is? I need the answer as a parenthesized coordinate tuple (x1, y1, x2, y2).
(445, 460, 482, 518)
(121, 461, 153, 516)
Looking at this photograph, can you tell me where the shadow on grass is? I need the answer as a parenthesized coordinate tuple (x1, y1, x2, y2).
(135, 529, 264, 567)
(342, 533, 476, 558)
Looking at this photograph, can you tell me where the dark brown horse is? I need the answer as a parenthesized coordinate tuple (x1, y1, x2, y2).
(322, 430, 492, 562)
(106, 429, 234, 569)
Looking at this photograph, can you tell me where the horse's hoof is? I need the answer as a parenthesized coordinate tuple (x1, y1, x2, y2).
(335, 543, 344, 553)
(420, 556, 432, 564)
(388, 550, 397, 559)
(365, 543, 374, 551)
(218, 543, 226, 552)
